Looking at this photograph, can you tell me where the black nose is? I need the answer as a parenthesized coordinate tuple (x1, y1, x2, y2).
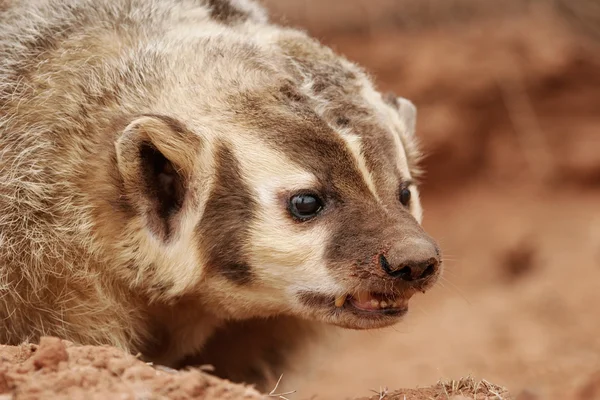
(379, 254, 440, 282)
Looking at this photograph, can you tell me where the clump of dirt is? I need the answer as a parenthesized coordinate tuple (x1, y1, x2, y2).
(497, 239, 539, 282)
(0, 337, 263, 400)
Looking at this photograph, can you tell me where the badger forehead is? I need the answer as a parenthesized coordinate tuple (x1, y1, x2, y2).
(208, 43, 418, 201)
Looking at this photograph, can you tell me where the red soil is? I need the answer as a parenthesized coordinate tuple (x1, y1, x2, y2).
(0, 337, 263, 400)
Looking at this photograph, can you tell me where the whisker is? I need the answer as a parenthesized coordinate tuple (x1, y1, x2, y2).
(439, 276, 472, 306)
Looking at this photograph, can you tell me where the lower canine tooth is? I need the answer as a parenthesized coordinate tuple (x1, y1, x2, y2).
(370, 299, 379, 308)
(335, 294, 348, 308)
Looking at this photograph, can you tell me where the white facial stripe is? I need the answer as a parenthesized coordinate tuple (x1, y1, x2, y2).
(227, 135, 319, 198)
(411, 186, 424, 223)
(336, 129, 381, 202)
(299, 81, 382, 204)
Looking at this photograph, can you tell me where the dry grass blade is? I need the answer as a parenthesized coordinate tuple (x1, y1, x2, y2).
(268, 374, 297, 400)
(369, 386, 389, 399)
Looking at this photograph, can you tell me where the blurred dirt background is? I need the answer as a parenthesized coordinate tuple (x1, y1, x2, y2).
(259, 0, 600, 399)
(2, 1, 599, 399)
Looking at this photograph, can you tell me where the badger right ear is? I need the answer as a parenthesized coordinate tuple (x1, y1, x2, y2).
(115, 115, 200, 241)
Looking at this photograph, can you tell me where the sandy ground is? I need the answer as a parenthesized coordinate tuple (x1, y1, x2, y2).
(2, 1, 600, 399)
(0, 337, 512, 400)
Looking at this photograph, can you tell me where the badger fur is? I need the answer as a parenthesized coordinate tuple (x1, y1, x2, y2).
(0, 0, 441, 389)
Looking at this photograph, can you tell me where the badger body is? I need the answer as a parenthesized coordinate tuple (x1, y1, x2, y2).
(0, 0, 441, 389)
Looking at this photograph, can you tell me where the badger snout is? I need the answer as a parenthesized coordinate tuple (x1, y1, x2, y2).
(379, 237, 441, 284)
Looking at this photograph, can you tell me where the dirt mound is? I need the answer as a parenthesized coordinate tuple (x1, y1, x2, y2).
(0, 337, 263, 400)
(0, 338, 516, 399)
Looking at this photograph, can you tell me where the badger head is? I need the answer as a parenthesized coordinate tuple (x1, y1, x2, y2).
(110, 27, 441, 331)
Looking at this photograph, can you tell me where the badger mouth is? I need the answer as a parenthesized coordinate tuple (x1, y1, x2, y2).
(334, 291, 408, 315)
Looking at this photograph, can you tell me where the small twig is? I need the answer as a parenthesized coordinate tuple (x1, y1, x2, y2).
(376, 386, 386, 400)
(442, 381, 451, 399)
(368, 386, 388, 400)
(153, 364, 179, 374)
(268, 374, 296, 400)
(198, 364, 215, 372)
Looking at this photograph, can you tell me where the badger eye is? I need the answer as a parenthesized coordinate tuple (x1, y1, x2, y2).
(399, 187, 412, 207)
(289, 194, 323, 220)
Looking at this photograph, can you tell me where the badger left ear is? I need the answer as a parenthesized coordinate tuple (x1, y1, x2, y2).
(383, 93, 417, 137)
(115, 115, 200, 241)
(395, 97, 417, 137)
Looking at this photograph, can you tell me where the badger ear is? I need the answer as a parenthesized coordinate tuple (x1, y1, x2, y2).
(115, 115, 200, 241)
(395, 97, 417, 137)
(384, 93, 417, 137)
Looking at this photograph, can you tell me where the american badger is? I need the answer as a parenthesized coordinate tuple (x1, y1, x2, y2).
(0, 0, 441, 388)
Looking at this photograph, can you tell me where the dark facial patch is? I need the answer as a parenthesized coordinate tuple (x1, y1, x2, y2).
(207, 0, 249, 23)
(195, 142, 255, 285)
(233, 88, 376, 205)
(325, 203, 394, 272)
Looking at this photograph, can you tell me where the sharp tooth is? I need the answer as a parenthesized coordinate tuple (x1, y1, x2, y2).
(335, 294, 348, 308)
(391, 301, 398, 308)
(370, 299, 379, 308)
(380, 300, 388, 308)
(356, 291, 370, 303)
